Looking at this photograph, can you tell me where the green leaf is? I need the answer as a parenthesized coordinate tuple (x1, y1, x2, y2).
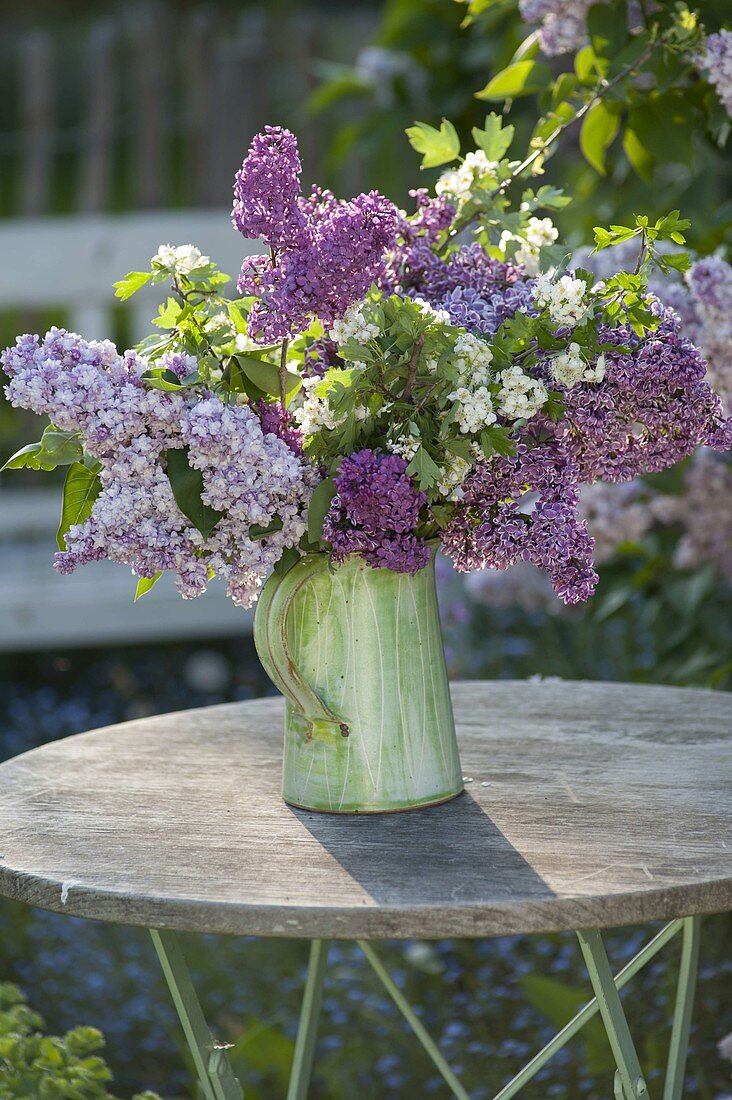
(143, 368, 201, 391)
(1, 442, 47, 471)
(134, 573, 163, 602)
(476, 61, 552, 101)
(113, 270, 152, 301)
(622, 122, 655, 183)
(587, 1, 628, 58)
(580, 100, 621, 175)
(479, 425, 516, 457)
(307, 477, 337, 544)
(627, 96, 694, 169)
(471, 113, 514, 160)
(2, 428, 84, 472)
(406, 446, 442, 491)
(56, 462, 102, 550)
(165, 446, 223, 539)
(235, 355, 301, 398)
(152, 296, 185, 329)
(250, 517, 284, 539)
(274, 546, 302, 579)
(405, 118, 460, 168)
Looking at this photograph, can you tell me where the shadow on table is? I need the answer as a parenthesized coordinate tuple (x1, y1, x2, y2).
(289, 790, 554, 907)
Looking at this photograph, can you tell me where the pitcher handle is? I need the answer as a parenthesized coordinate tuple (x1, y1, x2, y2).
(254, 556, 349, 739)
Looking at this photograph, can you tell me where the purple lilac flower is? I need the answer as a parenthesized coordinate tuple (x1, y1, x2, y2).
(383, 237, 536, 337)
(559, 308, 732, 482)
(254, 399, 303, 455)
(323, 449, 430, 574)
(233, 129, 399, 343)
(518, 0, 594, 56)
(442, 439, 598, 604)
(302, 338, 339, 378)
(686, 256, 732, 314)
(232, 126, 307, 250)
(698, 31, 732, 118)
(3, 328, 315, 606)
(436, 282, 538, 337)
(380, 189, 455, 295)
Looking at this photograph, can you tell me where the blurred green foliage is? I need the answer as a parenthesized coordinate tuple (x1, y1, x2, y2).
(312, 0, 732, 251)
(0, 982, 159, 1099)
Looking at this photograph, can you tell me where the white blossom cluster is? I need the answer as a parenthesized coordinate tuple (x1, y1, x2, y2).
(549, 343, 606, 387)
(497, 365, 548, 420)
(436, 453, 471, 500)
(387, 433, 421, 462)
(435, 150, 499, 202)
(453, 332, 494, 384)
(329, 299, 380, 345)
(447, 384, 497, 434)
(446, 332, 498, 434)
(411, 297, 451, 326)
(533, 273, 588, 327)
(502, 216, 559, 275)
(151, 244, 211, 276)
(294, 376, 343, 437)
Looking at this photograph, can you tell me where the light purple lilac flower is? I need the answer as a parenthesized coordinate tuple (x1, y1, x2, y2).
(3, 328, 314, 606)
(518, 0, 594, 56)
(698, 30, 732, 118)
(233, 127, 399, 343)
(323, 449, 430, 574)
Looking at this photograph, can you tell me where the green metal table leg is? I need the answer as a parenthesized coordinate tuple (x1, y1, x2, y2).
(287, 940, 329, 1100)
(150, 929, 243, 1100)
(663, 916, 701, 1100)
(357, 940, 471, 1100)
(493, 920, 683, 1100)
(577, 929, 648, 1100)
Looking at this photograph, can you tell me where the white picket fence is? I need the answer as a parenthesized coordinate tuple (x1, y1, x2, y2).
(0, 211, 260, 650)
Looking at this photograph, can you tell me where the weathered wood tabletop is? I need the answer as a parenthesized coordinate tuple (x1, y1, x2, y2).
(0, 681, 729, 939)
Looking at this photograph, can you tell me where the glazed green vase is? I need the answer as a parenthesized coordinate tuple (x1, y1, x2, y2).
(253, 550, 463, 813)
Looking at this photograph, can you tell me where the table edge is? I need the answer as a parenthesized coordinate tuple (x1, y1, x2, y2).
(1, 863, 729, 940)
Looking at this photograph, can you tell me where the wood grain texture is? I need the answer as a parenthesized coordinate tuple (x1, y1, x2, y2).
(0, 682, 729, 940)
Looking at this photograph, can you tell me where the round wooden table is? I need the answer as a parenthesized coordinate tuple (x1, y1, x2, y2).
(1, 681, 730, 1100)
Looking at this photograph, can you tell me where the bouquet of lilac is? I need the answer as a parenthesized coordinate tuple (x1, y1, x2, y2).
(3, 120, 731, 609)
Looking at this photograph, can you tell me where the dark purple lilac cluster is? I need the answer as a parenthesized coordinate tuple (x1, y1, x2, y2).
(384, 235, 536, 336)
(380, 189, 454, 295)
(561, 307, 732, 483)
(323, 449, 430, 574)
(232, 127, 399, 343)
(254, 399, 303, 456)
(442, 437, 598, 604)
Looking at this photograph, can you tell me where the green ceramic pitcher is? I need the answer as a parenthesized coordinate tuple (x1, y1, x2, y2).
(253, 550, 463, 813)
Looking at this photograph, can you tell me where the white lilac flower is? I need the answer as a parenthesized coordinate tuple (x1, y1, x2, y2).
(387, 433, 421, 461)
(293, 376, 343, 436)
(435, 150, 499, 202)
(533, 273, 588, 327)
(437, 453, 471, 500)
(329, 300, 380, 344)
(549, 343, 605, 387)
(151, 243, 211, 276)
(447, 385, 497, 434)
(411, 297, 451, 326)
(452, 332, 494, 384)
(497, 365, 548, 420)
(516, 216, 559, 274)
